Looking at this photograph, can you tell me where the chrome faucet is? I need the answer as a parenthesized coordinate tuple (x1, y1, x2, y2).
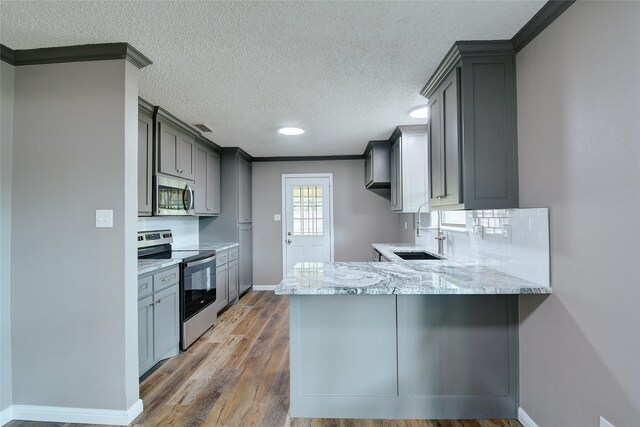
(416, 201, 429, 237)
(435, 212, 446, 256)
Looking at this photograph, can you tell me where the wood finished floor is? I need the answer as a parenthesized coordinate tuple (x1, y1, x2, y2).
(8, 291, 523, 427)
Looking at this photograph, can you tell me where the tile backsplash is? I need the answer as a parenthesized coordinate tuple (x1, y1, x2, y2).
(415, 208, 550, 286)
(137, 216, 199, 248)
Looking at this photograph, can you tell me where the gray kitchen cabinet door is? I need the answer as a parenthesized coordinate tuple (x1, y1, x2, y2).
(239, 225, 253, 295)
(428, 91, 442, 207)
(390, 140, 402, 211)
(421, 41, 518, 211)
(177, 133, 195, 180)
(194, 146, 208, 214)
(158, 122, 194, 180)
(152, 284, 180, 361)
(138, 112, 153, 216)
(441, 70, 461, 207)
(138, 295, 154, 376)
(216, 265, 228, 312)
(227, 259, 239, 302)
(194, 146, 221, 216)
(237, 157, 252, 223)
(207, 150, 220, 214)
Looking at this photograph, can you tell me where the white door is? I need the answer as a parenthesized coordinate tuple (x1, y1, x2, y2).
(282, 174, 333, 277)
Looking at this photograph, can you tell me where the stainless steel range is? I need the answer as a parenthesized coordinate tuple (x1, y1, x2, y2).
(137, 230, 217, 350)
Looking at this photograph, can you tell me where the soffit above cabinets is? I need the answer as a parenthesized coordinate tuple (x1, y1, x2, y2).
(1, 1, 545, 156)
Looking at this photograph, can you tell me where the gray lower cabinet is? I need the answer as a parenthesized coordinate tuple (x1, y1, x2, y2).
(138, 266, 180, 377)
(423, 41, 518, 211)
(227, 259, 239, 302)
(194, 143, 221, 216)
(216, 265, 228, 312)
(239, 225, 253, 295)
(138, 105, 153, 216)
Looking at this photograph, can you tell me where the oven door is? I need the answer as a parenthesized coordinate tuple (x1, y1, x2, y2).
(182, 255, 216, 321)
(155, 175, 194, 216)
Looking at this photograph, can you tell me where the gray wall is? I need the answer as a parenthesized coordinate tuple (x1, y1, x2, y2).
(10, 59, 139, 411)
(1, 60, 15, 413)
(516, 2, 640, 426)
(252, 159, 413, 285)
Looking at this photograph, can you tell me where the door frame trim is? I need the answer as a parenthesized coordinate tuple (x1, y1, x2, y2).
(281, 173, 335, 278)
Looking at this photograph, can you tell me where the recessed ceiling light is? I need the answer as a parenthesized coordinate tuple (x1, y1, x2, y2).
(409, 105, 429, 119)
(278, 127, 305, 136)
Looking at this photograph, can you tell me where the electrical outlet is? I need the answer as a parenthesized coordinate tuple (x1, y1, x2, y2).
(600, 416, 614, 427)
(473, 225, 483, 239)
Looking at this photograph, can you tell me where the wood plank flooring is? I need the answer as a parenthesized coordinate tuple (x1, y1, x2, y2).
(8, 291, 522, 427)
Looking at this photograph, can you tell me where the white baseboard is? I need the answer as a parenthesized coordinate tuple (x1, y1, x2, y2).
(7, 399, 143, 426)
(253, 285, 277, 291)
(1, 406, 13, 426)
(518, 407, 540, 427)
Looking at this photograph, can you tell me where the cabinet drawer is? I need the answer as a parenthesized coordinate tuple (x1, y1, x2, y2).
(154, 267, 179, 292)
(228, 247, 239, 262)
(138, 275, 153, 299)
(216, 251, 229, 267)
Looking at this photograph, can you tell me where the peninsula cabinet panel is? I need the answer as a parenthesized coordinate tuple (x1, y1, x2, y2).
(228, 259, 239, 302)
(138, 111, 153, 216)
(138, 295, 155, 375)
(423, 41, 518, 211)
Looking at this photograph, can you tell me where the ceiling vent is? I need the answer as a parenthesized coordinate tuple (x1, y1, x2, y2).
(193, 123, 214, 133)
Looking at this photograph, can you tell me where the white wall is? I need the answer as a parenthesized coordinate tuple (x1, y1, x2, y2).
(1, 60, 15, 416)
(252, 159, 413, 285)
(516, 2, 640, 425)
(10, 59, 140, 414)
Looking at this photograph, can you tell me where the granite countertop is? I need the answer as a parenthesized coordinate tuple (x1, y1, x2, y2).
(138, 258, 181, 275)
(275, 243, 552, 296)
(174, 242, 239, 252)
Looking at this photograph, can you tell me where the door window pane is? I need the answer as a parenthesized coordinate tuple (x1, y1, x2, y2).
(292, 185, 324, 236)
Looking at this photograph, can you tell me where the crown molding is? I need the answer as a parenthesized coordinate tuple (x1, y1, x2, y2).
(0, 43, 152, 68)
(512, 0, 576, 53)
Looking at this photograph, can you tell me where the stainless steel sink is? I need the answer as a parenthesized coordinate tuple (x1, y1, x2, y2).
(393, 251, 443, 260)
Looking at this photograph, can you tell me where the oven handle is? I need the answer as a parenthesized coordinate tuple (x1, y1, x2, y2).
(184, 255, 216, 268)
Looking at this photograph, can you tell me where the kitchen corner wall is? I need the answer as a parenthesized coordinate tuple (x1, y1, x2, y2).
(9, 59, 140, 415)
(252, 159, 413, 286)
(1, 60, 15, 416)
(515, 2, 640, 426)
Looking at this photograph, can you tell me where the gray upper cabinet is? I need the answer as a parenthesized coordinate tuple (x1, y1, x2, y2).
(364, 141, 391, 189)
(389, 125, 429, 213)
(194, 143, 220, 216)
(422, 41, 518, 211)
(238, 157, 252, 223)
(158, 120, 195, 180)
(138, 104, 153, 216)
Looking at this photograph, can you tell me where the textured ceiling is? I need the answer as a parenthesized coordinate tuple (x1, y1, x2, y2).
(0, 1, 544, 157)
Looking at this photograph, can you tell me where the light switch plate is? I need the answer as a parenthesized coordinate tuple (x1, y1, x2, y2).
(274, 214, 281, 221)
(96, 209, 113, 228)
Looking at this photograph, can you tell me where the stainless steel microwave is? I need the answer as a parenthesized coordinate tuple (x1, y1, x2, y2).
(154, 175, 194, 216)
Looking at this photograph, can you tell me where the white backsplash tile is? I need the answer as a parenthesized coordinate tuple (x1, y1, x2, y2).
(415, 208, 550, 286)
(137, 216, 199, 248)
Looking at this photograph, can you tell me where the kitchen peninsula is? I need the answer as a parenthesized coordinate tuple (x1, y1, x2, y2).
(275, 249, 550, 420)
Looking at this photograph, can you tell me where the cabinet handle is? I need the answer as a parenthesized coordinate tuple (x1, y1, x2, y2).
(154, 299, 161, 304)
(138, 283, 148, 291)
(161, 274, 176, 283)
